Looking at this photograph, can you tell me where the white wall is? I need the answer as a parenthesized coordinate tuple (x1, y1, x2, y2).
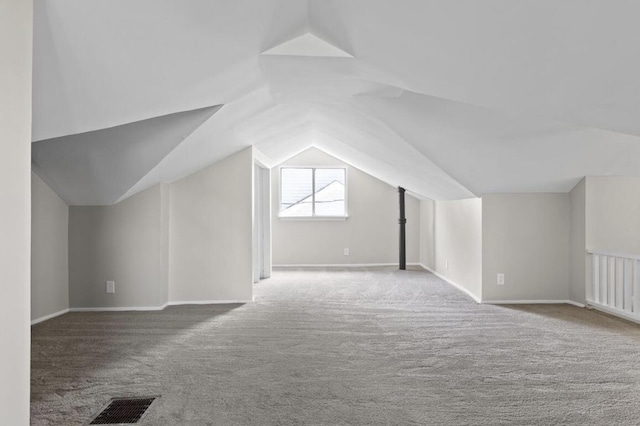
(433, 198, 483, 300)
(67, 147, 255, 308)
(69, 184, 169, 308)
(32, 172, 69, 321)
(585, 176, 640, 255)
(0, 0, 32, 423)
(170, 147, 253, 302)
(570, 179, 586, 304)
(482, 194, 570, 301)
(271, 147, 420, 265)
(160, 183, 170, 303)
(419, 199, 435, 270)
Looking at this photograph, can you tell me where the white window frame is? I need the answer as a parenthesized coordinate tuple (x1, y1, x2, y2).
(278, 166, 348, 220)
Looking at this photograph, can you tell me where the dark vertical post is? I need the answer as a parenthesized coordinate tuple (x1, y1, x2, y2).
(398, 186, 406, 270)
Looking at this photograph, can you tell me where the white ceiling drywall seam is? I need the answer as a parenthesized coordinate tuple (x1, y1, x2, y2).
(262, 32, 353, 58)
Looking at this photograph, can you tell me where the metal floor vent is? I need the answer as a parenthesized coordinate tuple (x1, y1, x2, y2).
(88, 397, 157, 425)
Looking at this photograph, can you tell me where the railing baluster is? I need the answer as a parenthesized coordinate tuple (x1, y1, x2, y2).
(624, 259, 633, 312)
(592, 254, 600, 304)
(635, 260, 640, 314)
(616, 257, 624, 309)
(601, 256, 608, 306)
(587, 252, 640, 322)
(609, 256, 616, 308)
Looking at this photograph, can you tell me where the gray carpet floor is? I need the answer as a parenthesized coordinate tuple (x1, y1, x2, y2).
(31, 266, 640, 425)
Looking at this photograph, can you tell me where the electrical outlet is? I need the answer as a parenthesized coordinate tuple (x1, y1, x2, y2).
(497, 273, 505, 286)
(445, 260, 449, 270)
(343, 248, 350, 256)
(106, 281, 115, 293)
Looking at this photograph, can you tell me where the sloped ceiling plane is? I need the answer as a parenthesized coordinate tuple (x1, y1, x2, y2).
(31, 0, 640, 205)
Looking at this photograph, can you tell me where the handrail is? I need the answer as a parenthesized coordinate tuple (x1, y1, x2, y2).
(587, 251, 640, 262)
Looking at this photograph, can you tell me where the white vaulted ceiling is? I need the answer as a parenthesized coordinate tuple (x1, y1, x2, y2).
(31, 0, 640, 205)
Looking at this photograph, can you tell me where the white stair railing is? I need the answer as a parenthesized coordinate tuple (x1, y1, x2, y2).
(588, 251, 640, 323)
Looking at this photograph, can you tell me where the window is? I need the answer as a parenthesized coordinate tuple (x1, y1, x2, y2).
(280, 167, 347, 218)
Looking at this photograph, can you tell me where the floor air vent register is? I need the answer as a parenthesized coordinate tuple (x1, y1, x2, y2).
(88, 397, 157, 425)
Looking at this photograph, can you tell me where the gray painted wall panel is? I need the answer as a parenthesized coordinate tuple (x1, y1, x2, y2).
(434, 198, 483, 300)
(31, 172, 69, 320)
(482, 193, 570, 301)
(169, 147, 254, 302)
(69, 185, 167, 308)
(419, 199, 435, 270)
(570, 179, 586, 303)
(0, 0, 32, 422)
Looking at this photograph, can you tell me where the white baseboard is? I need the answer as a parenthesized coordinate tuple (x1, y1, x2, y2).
(586, 301, 640, 325)
(418, 264, 482, 304)
(167, 300, 252, 306)
(31, 308, 70, 325)
(67, 299, 253, 313)
(69, 303, 169, 312)
(274, 263, 395, 268)
(483, 299, 586, 307)
(273, 263, 421, 268)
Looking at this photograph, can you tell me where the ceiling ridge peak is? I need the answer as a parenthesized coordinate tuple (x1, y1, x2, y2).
(261, 31, 353, 58)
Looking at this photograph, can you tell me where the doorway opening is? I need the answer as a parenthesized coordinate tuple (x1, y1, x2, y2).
(253, 162, 271, 283)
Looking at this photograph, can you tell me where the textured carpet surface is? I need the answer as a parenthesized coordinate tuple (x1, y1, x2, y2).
(31, 266, 640, 425)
